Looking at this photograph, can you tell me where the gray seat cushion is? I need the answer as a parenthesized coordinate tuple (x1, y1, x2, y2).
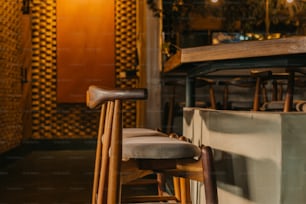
(122, 136, 201, 160)
(260, 101, 285, 111)
(296, 100, 306, 112)
(123, 128, 168, 138)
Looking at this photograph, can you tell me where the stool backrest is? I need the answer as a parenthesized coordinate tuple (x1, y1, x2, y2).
(87, 86, 147, 203)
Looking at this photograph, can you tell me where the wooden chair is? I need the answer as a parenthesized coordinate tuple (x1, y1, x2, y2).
(250, 70, 272, 111)
(295, 100, 306, 112)
(256, 70, 306, 112)
(219, 77, 256, 110)
(196, 77, 218, 109)
(87, 85, 218, 204)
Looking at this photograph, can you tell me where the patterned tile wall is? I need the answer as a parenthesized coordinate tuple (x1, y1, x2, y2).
(0, 1, 23, 153)
(115, 0, 138, 128)
(31, 0, 138, 138)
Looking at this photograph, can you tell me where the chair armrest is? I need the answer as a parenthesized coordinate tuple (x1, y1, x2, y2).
(87, 85, 148, 108)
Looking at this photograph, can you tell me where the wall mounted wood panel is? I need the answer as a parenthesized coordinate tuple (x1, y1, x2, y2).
(57, 0, 115, 103)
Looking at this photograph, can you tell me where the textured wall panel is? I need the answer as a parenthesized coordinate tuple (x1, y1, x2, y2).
(115, 0, 138, 128)
(31, 0, 99, 139)
(0, 1, 23, 153)
(31, 0, 138, 138)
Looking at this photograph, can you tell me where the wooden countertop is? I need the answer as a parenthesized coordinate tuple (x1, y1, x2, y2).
(164, 36, 306, 73)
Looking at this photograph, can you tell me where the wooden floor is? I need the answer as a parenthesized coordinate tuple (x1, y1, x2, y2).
(0, 139, 174, 204)
(0, 140, 96, 204)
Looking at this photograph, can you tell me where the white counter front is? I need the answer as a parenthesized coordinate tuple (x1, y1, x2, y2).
(183, 108, 306, 204)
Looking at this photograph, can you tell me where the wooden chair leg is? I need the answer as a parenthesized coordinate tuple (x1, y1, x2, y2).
(209, 85, 216, 109)
(251, 70, 272, 111)
(157, 173, 166, 196)
(253, 77, 261, 111)
(97, 102, 114, 204)
(107, 100, 122, 204)
(173, 176, 181, 201)
(180, 177, 191, 204)
(201, 145, 218, 204)
(272, 79, 278, 101)
(223, 84, 229, 110)
(283, 71, 295, 112)
(92, 105, 106, 204)
(262, 82, 268, 103)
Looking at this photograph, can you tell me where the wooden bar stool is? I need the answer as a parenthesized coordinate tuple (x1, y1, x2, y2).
(250, 70, 272, 111)
(87, 86, 218, 204)
(257, 73, 288, 112)
(196, 77, 218, 109)
(219, 77, 256, 110)
(258, 70, 306, 112)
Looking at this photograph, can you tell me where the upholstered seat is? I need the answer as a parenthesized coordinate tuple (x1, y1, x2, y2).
(123, 136, 201, 160)
(295, 100, 306, 112)
(87, 86, 218, 204)
(122, 128, 168, 138)
(260, 99, 306, 112)
(122, 128, 201, 159)
(260, 101, 286, 111)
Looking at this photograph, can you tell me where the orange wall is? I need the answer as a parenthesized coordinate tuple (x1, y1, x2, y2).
(57, 0, 115, 103)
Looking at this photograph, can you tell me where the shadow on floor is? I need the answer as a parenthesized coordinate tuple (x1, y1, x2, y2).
(0, 139, 96, 204)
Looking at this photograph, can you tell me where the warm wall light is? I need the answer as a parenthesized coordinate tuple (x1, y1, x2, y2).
(178, 0, 184, 6)
(287, 0, 294, 3)
(211, 0, 218, 3)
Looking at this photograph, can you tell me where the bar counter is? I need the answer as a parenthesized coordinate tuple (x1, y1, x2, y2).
(164, 36, 306, 107)
(163, 36, 306, 203)
(183, 108, 306, 204)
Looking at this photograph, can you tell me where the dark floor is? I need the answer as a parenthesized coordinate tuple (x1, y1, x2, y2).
(0, 140, 96, 204)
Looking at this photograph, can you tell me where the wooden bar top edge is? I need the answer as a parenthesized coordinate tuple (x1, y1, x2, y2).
(163, 50, 182, 72)
(163, 36, 306, 72)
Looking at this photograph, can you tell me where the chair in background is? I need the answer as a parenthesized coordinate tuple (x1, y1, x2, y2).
(87, 86, 218, 204)
(250, 70, 272, 111)
(295, 100, 306, 112)
(258, 73, 289, 112)
(196, 77, 218, 109)
(256, 69, 306, 112)
(219, 77, 256, 110)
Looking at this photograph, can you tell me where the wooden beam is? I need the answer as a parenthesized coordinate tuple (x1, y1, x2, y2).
(164, 36, 306, 73)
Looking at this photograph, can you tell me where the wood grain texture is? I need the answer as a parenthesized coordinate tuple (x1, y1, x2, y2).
(57, 0, 115, 103)
(164, 36, 306, 72)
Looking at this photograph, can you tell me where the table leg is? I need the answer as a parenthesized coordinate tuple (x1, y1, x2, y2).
(186, 76, 195, 107)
